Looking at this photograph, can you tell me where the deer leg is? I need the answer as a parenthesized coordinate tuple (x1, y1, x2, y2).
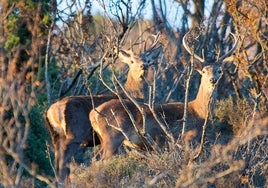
(53, 136, 68, 184)
(54, 139, 80, 184)
(101, 133, 124, 159)
(54, 144, 60, 181)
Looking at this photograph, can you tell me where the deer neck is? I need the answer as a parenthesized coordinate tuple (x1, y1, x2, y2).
(189, 83, 216, 119)
(124, 74, 146, 100)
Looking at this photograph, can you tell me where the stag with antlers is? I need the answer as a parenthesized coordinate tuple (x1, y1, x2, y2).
(89, 32, 238, 160)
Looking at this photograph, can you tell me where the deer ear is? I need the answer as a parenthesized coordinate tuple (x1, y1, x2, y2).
(193, 60, 203, 74)
(149, 46, 162, 59)
(119, 50, 131, 58)
(118, 50, 132, 64)
(142, 46, 162, 66)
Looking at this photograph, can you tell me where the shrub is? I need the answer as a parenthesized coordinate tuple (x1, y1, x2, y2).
(23, 105, 54, 177)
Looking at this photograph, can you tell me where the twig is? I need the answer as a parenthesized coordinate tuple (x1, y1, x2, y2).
(148, 170, 168, 186)
(45, 142, 57, 181)
(181, 58, 193, 138)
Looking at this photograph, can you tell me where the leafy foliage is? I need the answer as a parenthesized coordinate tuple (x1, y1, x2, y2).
(24, 105, 53, 176)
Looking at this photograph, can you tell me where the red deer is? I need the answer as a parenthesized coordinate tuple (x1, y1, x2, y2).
(44, 38, 162, 183)
(89, 32, 238, 159)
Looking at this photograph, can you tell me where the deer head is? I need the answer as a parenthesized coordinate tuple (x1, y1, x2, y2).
(115, 33, 163, 101)
(118, 49, 148, 80)
(117, 32, 162, 80)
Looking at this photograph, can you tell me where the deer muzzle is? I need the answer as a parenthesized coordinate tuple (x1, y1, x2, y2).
(210, 78, 218, 84)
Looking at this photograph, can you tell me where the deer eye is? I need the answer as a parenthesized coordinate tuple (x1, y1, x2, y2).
(130, 60, 134, 64)
(218, 69, 222, 74)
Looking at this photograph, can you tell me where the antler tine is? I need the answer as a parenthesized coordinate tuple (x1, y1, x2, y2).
(182, 31, 205, 63)
(130, 40, 134, 52)
(217, 33, 238, 63)
(144, 31, 161, 53)
(143, 36, 148, 53)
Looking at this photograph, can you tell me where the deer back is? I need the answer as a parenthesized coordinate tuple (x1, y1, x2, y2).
(45, 95, 118, 146)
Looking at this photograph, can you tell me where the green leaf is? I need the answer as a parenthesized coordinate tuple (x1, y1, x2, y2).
(4, 34, 20, 50)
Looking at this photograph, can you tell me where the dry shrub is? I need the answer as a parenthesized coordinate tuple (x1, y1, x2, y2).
(69, 149, 185, 188)
(214, 96, 267, 135)
(224, 0, 267, 41)
(214, 96, 252, 135)
(70, 151, 147, 187)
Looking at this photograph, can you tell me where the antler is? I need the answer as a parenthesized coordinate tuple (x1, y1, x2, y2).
(182, 31, 205, 63)
(183, 31, 238, 64)
(217, 33, 238, 63)
(143, 31, 161, 53)
(141, 32, 162, 66)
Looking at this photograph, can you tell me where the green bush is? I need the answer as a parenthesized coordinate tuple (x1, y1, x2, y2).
(23, 105, 54, 177)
